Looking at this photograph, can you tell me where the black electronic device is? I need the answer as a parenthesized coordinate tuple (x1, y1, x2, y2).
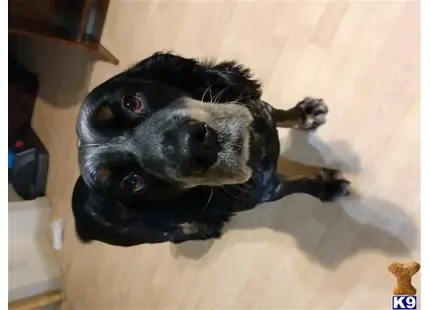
(10, 127, 49, 200)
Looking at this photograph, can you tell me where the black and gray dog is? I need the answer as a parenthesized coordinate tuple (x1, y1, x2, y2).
(72, 52, 350, 246)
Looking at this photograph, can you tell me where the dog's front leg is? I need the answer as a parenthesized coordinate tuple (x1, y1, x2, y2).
(262, 168, 350, 203)
(271, 97, 328, 130)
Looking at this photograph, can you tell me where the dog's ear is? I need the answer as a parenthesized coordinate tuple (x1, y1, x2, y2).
(117, 52, 263, 103)
(72, 176, 173, 247)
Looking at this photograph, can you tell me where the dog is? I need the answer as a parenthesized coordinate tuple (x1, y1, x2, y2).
(72, 52, 351, 246)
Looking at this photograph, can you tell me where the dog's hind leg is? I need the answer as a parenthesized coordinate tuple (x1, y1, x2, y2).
(271, 97, 328, 130)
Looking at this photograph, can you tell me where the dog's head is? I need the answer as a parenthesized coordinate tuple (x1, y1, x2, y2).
(77, 74, 254, 201)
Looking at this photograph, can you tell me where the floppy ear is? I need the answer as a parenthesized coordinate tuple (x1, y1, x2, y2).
(71, 176, 225, 246)
(72, 176, 172, 246)
(117, 52, 263, 103)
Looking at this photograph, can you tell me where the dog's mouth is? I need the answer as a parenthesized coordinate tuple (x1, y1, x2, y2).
(167, 99, 254, 188)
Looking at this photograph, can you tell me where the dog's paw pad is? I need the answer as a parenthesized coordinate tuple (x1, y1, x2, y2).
(318, 168, 351, 201)
(296, 97, 328, 130)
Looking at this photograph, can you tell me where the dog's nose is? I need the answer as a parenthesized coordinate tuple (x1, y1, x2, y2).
(177, 121, 220, 172)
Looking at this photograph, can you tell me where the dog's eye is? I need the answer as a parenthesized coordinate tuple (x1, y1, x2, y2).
(122, 95, 144, 113)
(121, 173, 145, 192)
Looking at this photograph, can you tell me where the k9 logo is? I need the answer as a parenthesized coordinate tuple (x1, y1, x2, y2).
(392, 296, 417, 310)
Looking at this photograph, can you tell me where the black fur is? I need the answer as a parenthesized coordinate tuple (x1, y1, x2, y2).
(72, 52, 350, 246)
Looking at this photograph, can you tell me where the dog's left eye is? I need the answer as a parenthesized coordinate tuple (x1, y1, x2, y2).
(122, 95, 144, 113)
(121, 173, 145, 192)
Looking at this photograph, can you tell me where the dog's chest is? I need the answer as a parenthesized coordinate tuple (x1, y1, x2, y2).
(240, 101, 280, 202)
(248, 101, 279, 166)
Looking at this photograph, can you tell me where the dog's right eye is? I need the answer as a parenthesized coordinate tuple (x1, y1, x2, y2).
(122, 95, 144, 114)
(121, 173, 145, 192)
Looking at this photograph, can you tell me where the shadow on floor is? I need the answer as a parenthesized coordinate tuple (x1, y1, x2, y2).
(170, 130, 418, 269)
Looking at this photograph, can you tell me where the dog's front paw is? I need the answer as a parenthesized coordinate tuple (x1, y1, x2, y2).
(295, 97, 328, 130)
(317, 168, 351, 201)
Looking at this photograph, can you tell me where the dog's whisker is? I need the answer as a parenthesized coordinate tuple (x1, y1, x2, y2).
(208, 86, 214, 104)
(234, 89, 248, 104)
(213, 87, 228, 104)
(200, 188, 214, 215)
(80, 143, 103, 149)
(220, 186, 243, 200)
(234, 182, 252, 190)
(230, 182, 251, 194)
(201, 85, 212, 102)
